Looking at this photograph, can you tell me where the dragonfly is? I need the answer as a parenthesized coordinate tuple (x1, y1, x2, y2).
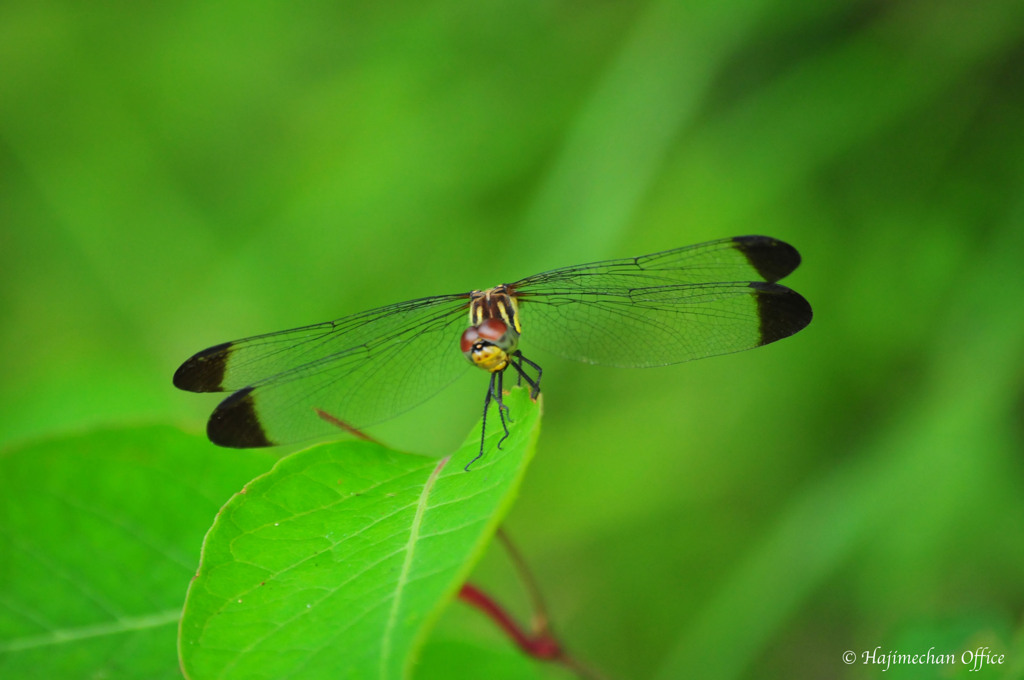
(174, 235, 812, 470)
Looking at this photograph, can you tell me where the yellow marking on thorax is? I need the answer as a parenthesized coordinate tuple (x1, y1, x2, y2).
(469, 287, 522, 334)
(500, 295, 522, 334)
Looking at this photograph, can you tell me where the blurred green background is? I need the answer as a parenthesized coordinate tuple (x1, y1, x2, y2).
(3, 0, 1023, 678)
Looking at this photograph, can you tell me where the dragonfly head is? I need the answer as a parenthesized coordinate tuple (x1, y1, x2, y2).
(460, 318, 520, 373)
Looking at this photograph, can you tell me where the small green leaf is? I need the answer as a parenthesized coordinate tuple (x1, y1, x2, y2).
(179, 387, 541, 680)
(0, 426, 278, 679)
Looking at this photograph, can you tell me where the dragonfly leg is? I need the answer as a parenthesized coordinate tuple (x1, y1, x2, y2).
(511, 351, 543, 399)
(465, 372, 497, 472)
(496, 363, 515, 425)
(494, 369, 511, 450)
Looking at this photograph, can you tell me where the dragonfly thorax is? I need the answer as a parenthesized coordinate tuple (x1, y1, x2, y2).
(460, 318, 520, 373)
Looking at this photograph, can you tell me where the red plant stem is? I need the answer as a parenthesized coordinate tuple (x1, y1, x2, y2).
(314, 408, 379, 442)
(495, 528, 550, 634)
(458, 583, 562, 660)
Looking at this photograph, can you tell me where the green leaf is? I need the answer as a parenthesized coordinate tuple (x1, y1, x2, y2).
(0, 426, 278, 679)
(179, 386, 541, 680)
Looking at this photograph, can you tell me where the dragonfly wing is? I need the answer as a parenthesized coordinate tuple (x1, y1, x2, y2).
(512, 236, 811, 367)
(174, 294, 473, 446)
(174, 294, 468, 392)
(512, 235, 802, 290)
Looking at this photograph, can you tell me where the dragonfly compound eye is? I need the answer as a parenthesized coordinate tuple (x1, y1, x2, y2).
(460, 319, 519, 372)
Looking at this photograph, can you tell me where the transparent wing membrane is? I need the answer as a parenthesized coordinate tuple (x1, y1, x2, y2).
(511, 236, 810, 366)
(516, 282, 808, 367)
(510, 236, 800, 292)
(175, 295, 472, 445)
(232, 305, 472, 445)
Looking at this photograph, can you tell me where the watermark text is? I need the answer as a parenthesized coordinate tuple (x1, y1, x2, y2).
(842, 646, 1004, 672)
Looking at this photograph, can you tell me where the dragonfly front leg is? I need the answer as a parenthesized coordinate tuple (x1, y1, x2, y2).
(465, 369, 515, 472)
(466, 368, 509, 471)
(493, 369, 511, 450)
(465, 372, 498, 472)
(510, 351, 543, 400)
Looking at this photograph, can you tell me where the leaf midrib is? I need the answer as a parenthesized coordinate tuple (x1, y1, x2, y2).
(378, 454, 450, 679)
(0, 610, 180, 652)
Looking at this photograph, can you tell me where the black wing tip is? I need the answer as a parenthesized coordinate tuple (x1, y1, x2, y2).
(207, 387, 275, 448)
(749, 281, 813, 345)
(173, 342, 232, 392)
(732, 236, 802, 283)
